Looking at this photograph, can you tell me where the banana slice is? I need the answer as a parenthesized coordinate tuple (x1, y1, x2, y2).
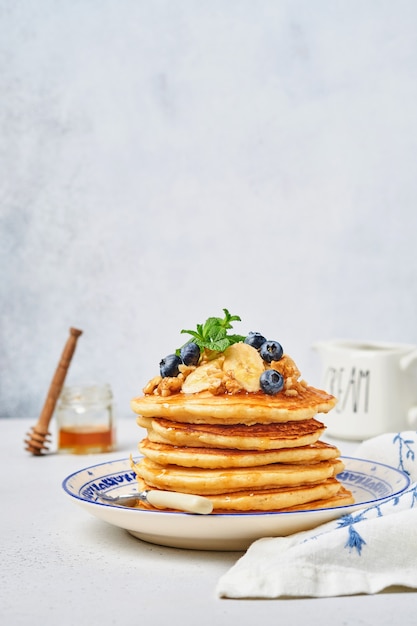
(223, 343, 265, 392)
(181, 357, 224, 394)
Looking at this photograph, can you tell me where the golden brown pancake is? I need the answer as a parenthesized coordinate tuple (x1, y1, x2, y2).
(132, 475, 349, 512)
(139, 438, 341, 469)
(137, 415, 326, 450)
(277, 486, 355, 512)
(209, 481, 352, 512)
(132, 457, 345, 495)
(131, 386, 337, 425)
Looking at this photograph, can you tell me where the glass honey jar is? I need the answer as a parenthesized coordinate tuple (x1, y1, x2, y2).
(56, 383, 115, 454)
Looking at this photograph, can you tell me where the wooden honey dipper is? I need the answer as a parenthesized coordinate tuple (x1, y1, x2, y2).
(24, 327, 83, 455)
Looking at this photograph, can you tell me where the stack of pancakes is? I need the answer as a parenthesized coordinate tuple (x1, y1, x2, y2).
(130, 348, 354, 513)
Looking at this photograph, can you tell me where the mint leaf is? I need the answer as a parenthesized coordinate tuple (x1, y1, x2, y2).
(221, 308, 241, 329)
(226, 333, 247, 344)
(205, 337, 231, 352)
(179, 309, 245, 355)
(180, 329, 203, 342)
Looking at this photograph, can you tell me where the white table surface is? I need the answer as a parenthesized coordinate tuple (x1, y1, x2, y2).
(1, 417, 416, 626)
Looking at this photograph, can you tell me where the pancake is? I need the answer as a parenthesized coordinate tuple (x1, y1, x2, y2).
(136, 415, 326, 450)
(131, 385, 337, 425)
(209, 481, 352, 512)
(139, 438, 341, 469)
(132, 457, 345, 495)
(132, 475, 348, 512)
(277, 485, 355, 512)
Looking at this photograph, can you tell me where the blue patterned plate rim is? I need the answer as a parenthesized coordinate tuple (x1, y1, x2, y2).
(62, 455, 411, 518)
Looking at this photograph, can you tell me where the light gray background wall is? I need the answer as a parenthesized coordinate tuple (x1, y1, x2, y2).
(1, 0, 417, 418)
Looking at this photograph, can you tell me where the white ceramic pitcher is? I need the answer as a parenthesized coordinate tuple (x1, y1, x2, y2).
(313, 339, 417, 440)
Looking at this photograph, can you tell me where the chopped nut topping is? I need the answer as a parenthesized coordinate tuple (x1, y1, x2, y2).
(143, 376, 162, 395)
(271, 354, 301, 381)
(223, 375, 245, 394)
(142, 350, 308, 397)
(142, 365, 198, 397)
(270, 354, 307, 395)
(284, 389, 299, 397)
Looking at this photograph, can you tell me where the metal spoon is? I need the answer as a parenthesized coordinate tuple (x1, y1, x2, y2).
(94, 489, 213, 515)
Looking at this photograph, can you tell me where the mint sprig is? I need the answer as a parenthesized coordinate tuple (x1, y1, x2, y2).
(179, 309, 245, 354)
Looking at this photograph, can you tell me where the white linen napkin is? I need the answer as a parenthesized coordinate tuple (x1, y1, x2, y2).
(216, 431, 417, 599)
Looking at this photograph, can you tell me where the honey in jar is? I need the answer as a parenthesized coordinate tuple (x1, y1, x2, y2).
(56, 383, 115, 454)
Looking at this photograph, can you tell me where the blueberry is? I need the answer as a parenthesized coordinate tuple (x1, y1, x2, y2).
(160, 354, 182, 377)
(260, 369, 284, 395)
(260, 340, 283, 363)
(180, 342, 200, 366)
(244, 331, 267, 350)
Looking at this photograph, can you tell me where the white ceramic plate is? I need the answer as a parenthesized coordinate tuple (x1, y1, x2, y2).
(62, 456, 410, 551)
